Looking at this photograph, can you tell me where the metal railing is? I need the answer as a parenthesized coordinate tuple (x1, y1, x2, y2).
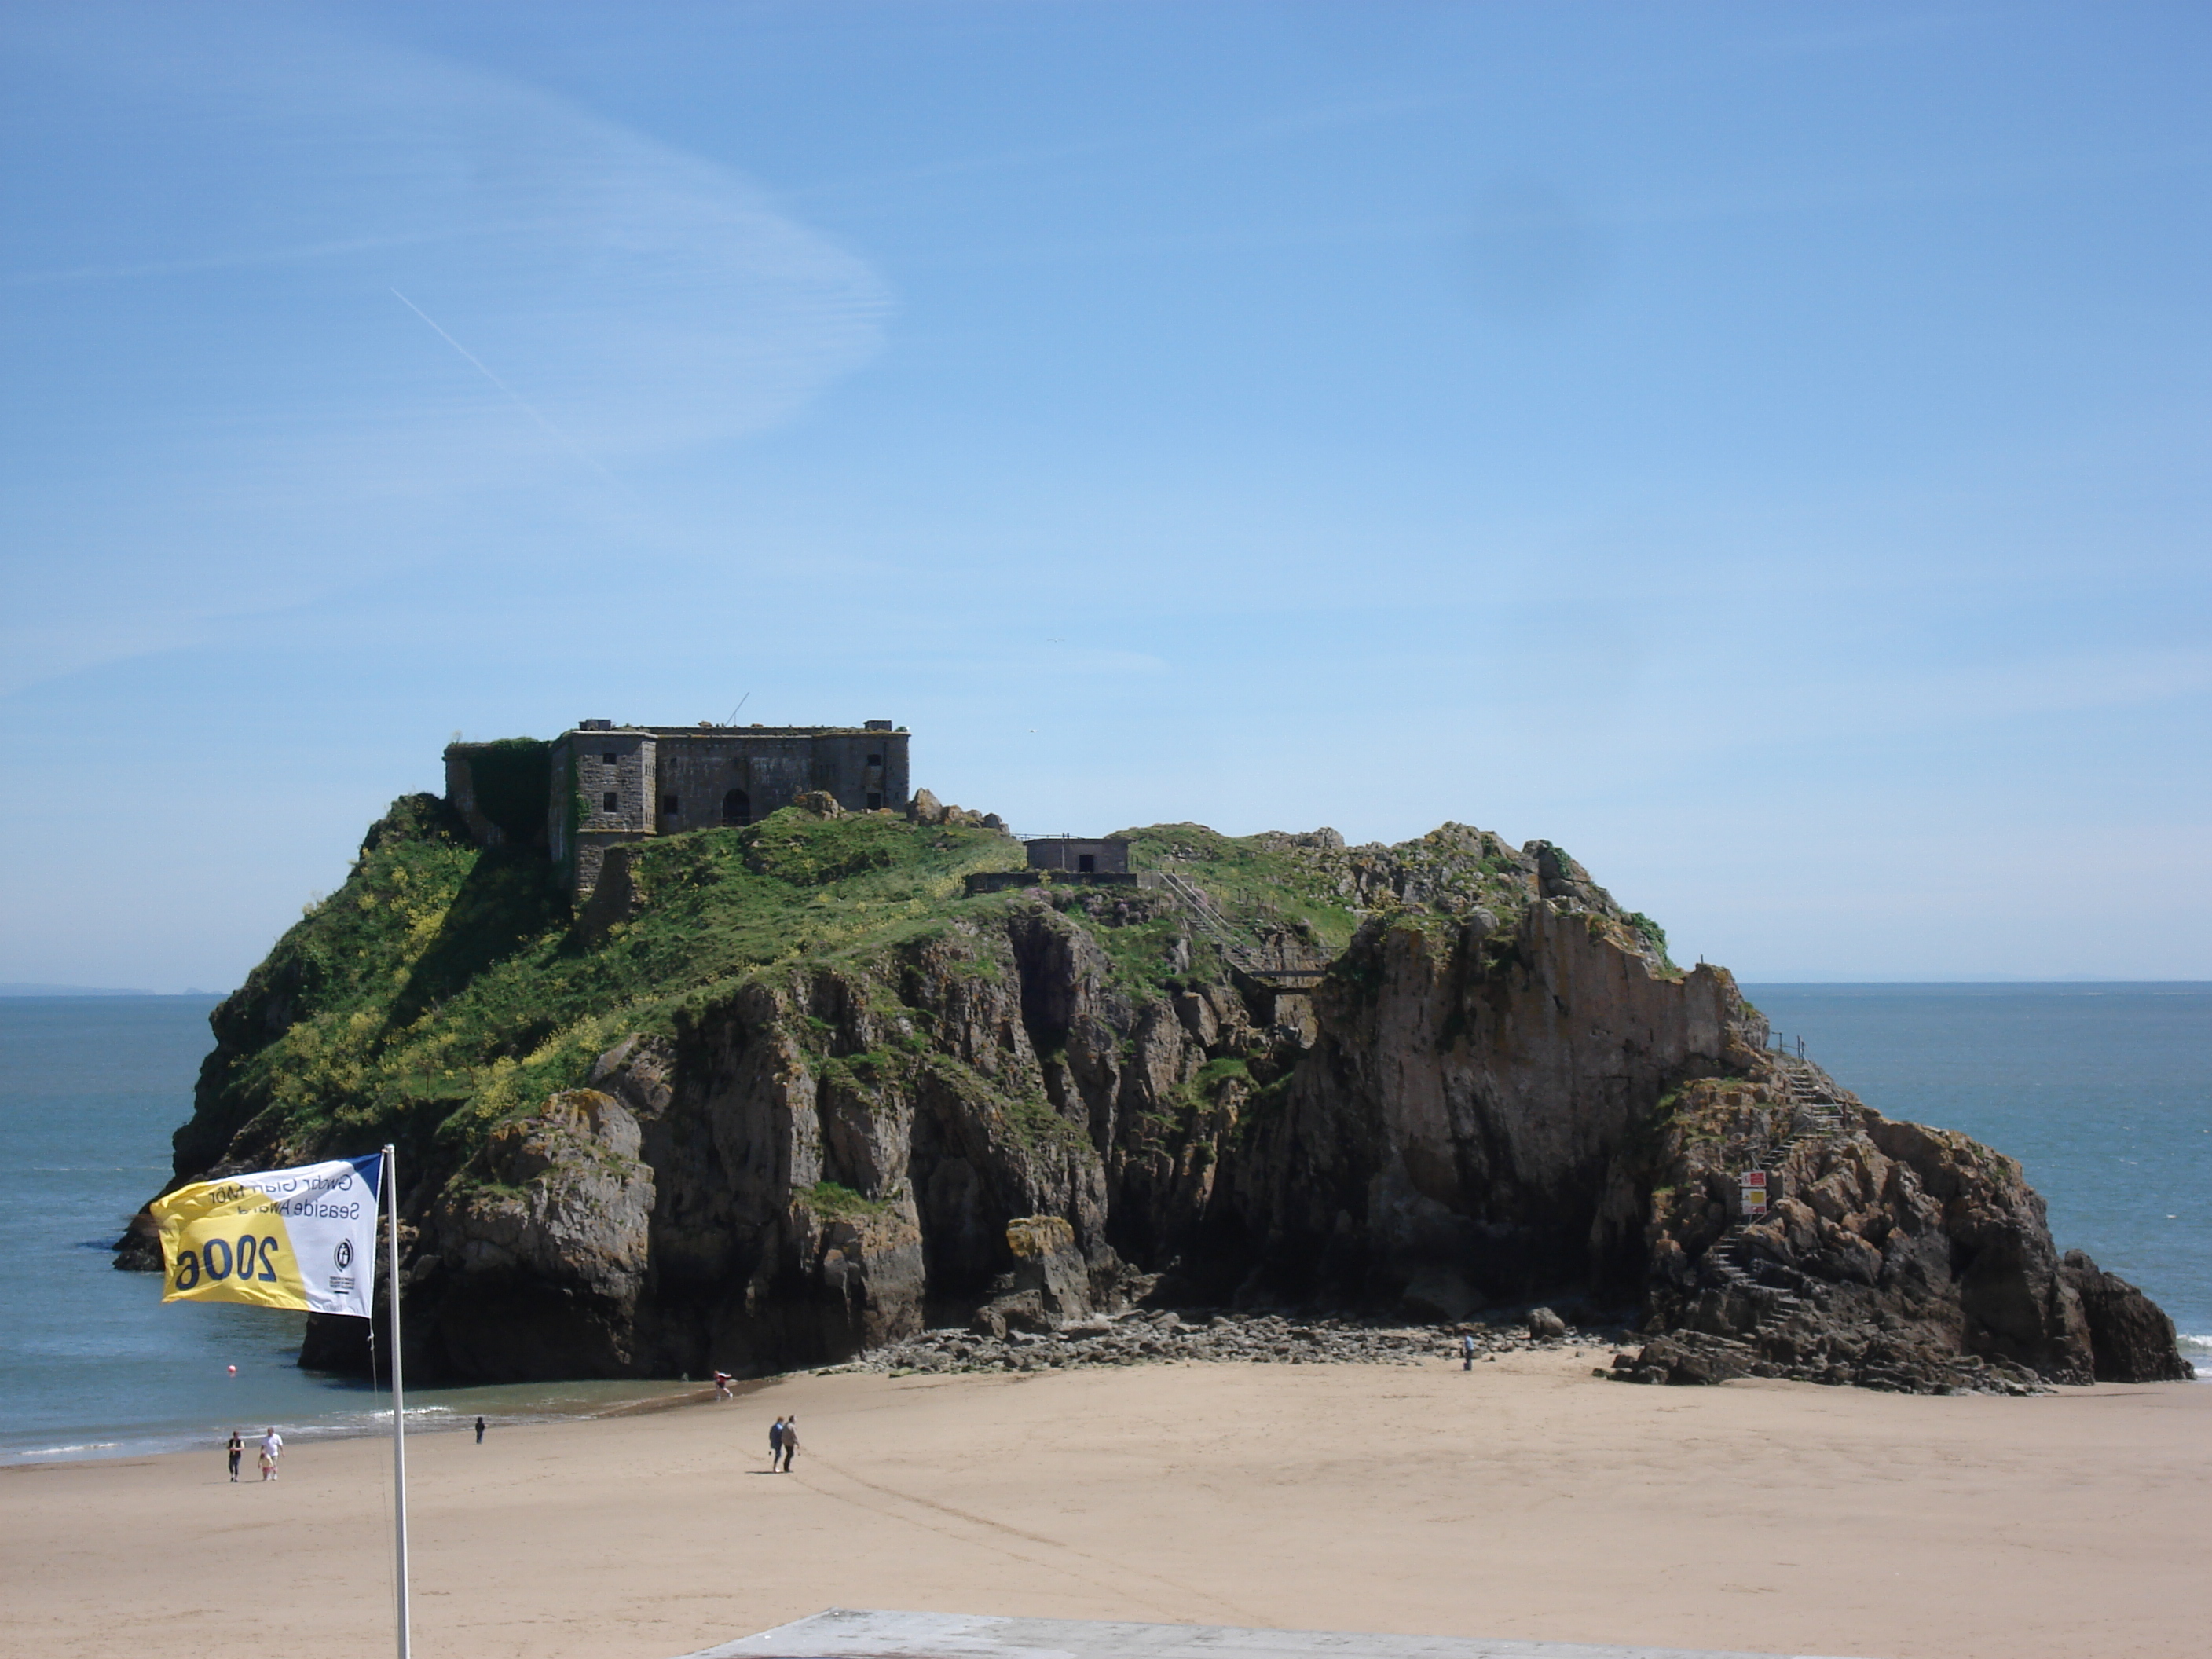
(1155, 865, 1331, 991)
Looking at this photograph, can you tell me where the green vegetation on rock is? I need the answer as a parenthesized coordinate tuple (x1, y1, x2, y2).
(451, 738, 552, 844)
(183, 799, 1029, 1175)
(173, 798, 1645, 1214)
(797, 1180, 898, 1220)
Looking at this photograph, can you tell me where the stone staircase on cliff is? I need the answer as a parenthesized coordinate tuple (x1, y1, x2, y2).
(1696, 1052, 1856, 1335)
(1770, 1052, 1851, 1142)
(1700, 1229, 1812, 1334)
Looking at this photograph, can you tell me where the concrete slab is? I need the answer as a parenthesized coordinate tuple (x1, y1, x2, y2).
(675, 1607, 1866, 1659)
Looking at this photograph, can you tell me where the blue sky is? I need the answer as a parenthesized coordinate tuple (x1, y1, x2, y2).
(2, 1, 2207, 990)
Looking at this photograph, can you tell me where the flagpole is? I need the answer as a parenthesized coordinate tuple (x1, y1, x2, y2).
(383, 1144, 412, 1659)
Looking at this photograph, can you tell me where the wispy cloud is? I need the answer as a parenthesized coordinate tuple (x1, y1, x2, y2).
(0, 4, 893, 694)
(387, 287, 625, 492)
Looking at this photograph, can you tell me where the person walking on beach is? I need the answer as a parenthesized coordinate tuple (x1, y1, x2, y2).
(769, 1416, 786, 1471)
(226, 1430, 243, 1482)
(1462, 1333, 1475, 1371)
(259, 1427, 283, 1481)
(780, 1415, 799, 1472)
(474, 1416, 485, 1445)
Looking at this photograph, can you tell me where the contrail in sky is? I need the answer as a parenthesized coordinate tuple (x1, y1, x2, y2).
(388, 287, 623, 489)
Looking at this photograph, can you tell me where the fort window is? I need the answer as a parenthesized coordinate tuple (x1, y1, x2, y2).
(721, 788, 753, 827)
(866, 792, 884, 810)
(602, 751, 620, 765)
(866, 753, 882, 767)
(662, 794, 679, 816)
(602, 791, 619, 812)
(1078, 854, 1096, 873)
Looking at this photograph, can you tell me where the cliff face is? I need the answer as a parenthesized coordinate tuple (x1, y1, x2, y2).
(130, 795, 2187, 1393)
(1221, 899, 1735, 1317)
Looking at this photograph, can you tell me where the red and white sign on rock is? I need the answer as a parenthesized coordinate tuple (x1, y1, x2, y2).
(1740, 1170, 1768, 1214)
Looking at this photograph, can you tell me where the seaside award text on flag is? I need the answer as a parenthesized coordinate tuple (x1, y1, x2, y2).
(150, 1155, 382, 1317)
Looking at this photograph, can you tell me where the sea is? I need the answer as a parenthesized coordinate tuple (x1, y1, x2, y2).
(0, 996, 687, 1464)
(2, 985, 2204, 1463)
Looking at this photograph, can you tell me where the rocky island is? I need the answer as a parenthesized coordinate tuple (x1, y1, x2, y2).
(118, 729, 2188, 1395)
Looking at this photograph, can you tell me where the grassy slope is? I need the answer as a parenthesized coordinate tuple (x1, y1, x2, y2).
(1119, 823, 1362, 951)
(1119, 820, 1563, 957)
(195, 801, 1025, 1174)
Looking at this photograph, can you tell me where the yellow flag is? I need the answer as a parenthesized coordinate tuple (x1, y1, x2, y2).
(150, 1155, 382, 1317)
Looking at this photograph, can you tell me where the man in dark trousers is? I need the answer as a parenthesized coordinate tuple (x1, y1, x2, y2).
(769, 1416, 785, 1471)
(474, 1416, 486, 1444)
(779, 1414, 799, 1472)
(226, 1430, 243, 1481)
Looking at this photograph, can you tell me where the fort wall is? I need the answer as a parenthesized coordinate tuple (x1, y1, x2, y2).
(449, 720, 909, 899)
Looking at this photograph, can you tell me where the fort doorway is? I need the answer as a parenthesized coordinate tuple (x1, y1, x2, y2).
(721, 788, 753, 827)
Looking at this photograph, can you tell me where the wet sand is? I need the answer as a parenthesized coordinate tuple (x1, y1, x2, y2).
(5, 1350, 2205, 1659)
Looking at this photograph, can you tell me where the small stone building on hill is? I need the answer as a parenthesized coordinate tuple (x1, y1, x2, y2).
(1025, 837, 1128, 875)
(445, 719, 909, 899)
(961, 836, 1148, 895)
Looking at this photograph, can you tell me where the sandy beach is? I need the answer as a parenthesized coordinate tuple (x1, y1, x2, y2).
(5, 1351, 2206, 1659)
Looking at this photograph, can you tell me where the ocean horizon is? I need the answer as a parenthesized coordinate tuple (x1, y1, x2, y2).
(2, 983, 2203, 1463)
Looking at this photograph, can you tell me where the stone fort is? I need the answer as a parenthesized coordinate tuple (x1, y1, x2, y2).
(446, 719, 910, 898)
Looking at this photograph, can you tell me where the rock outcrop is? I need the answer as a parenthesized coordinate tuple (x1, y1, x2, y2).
(2059, 1250, 2196, 1382)
(856, 1307, 1602, 1374)
(906, 788, 1008, 831)
(1604, 1060, 2195, 1392)
(424, 1089, 657, 1375)
(130, 802, 2188, 1393)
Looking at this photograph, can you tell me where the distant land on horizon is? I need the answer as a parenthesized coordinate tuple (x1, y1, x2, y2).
(1735, 976, 2211, 989)
(0, 983, 209, 998)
